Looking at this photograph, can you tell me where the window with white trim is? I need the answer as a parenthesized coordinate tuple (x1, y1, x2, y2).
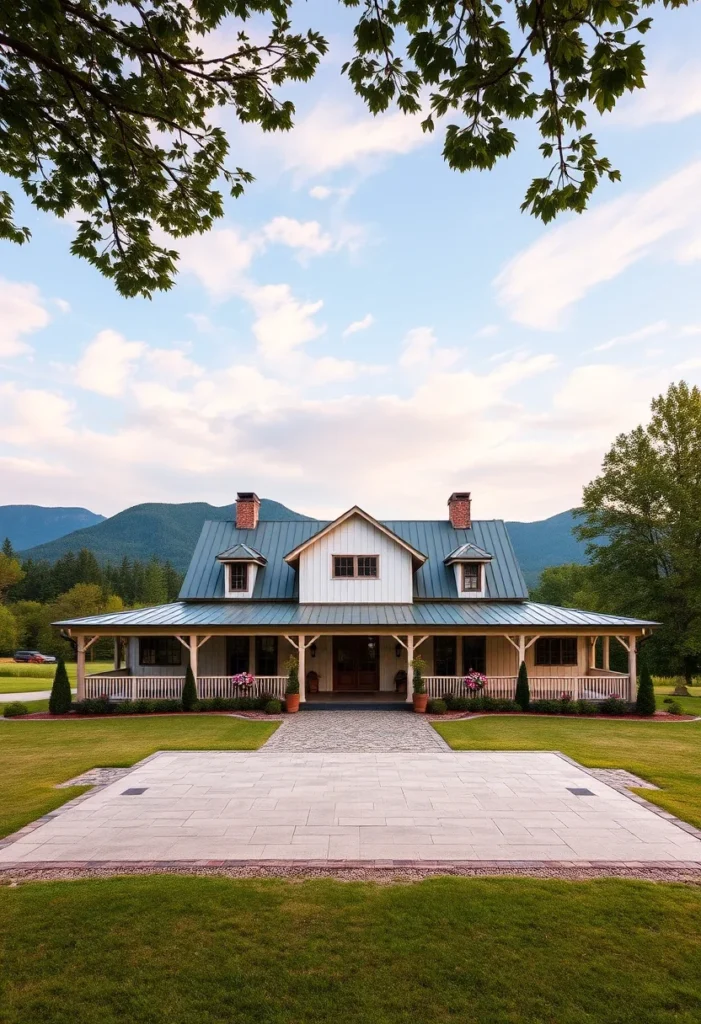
(534, 637, 578, 666)
(229, 563, 249, 592)
(461, 563, 481, 592)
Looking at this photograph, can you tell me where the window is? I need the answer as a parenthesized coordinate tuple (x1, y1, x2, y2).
(139, 637, 182, 666)
(229, 563, 249, 592)
(434, 636, 456, 676)
(227, 636, 249, 674)
(255, 636, 278, 676)
(462, 563, 481, 592)
(463, 636, 487, 674)
(333, 555, 379, 578)
(535, 637, 578, 666)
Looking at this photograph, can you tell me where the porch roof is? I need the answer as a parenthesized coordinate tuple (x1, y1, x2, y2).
(55, 601, 657, 631)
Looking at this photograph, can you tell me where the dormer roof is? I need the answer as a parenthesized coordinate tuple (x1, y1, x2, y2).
(216, 543, 267, 566)
(444, 542, 493, 565)
(283, 505, 427, 570)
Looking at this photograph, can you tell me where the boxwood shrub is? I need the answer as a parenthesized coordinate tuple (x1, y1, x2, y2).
(195, 696, 267, 712)
(3, 701, 29, 718)
(427, 698, 447, 715)
(598, 697, 630, 716)
(265, 699, 282, 714)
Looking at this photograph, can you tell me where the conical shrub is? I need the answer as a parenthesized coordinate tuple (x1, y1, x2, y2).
(49, 657, 72, 715)
(515, 660, 530, 711)
(182, 665, 198, 711)
(635, 651, 656, 716)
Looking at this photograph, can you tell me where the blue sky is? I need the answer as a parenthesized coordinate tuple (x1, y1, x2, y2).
(1, 1, 700, 522)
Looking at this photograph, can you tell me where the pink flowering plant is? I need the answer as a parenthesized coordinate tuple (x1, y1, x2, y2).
(463, 670, 487, 694)
(231, 672, 255, 690)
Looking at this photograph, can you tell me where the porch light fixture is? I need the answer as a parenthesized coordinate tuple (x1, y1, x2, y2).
(310, 642, 317, 658)
(395, 642, 402, 658)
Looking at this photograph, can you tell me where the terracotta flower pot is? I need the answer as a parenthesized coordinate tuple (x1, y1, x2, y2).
(413, 692, 429, 714)
(285, 693, 300, 714)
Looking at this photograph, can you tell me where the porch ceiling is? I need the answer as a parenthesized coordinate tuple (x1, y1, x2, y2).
(54, 600, 658, 633)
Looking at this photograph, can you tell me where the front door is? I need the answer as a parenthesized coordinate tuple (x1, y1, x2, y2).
(333, 636, 380, 691)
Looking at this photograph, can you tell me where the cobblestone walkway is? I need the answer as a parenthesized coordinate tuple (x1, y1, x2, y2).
(263, 710, 450, 752)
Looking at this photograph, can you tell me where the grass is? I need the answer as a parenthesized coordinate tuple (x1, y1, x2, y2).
(654, 685, 701, 716)
(0, 717, 277, 839)
(1, 874, 700, 1024)
(434, 716, 701, 828)
(0, 660, 112, 692)
(0, 698, 49, 714)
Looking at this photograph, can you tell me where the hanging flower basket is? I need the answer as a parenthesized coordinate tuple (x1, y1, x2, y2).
(463, 671, 487, 695)
(231, 672, 255, 690)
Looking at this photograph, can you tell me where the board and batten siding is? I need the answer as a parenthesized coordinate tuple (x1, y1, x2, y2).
(298, 517, 414, 604)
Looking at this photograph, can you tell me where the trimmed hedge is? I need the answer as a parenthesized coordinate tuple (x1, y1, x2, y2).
(49, 658, 72, 715)
(427, 698, 447, 715)
(73, 695, 270, 715)
(195, 696, 266, 712)
(445, 695, 520, 713)
(515, 661, 530, 711)
(443, 693, 635, 716)
(182, 666, 198, 712)
(3, 701, 29, 718)
(265, 699, 283, 714)
(635, 653, 656, 717)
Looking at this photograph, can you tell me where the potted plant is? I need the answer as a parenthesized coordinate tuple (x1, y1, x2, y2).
(284, 656, 300, 713)
(411, 655, 429, 713)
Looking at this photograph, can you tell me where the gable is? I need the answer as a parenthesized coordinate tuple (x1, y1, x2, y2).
(283, 506, 426, 567)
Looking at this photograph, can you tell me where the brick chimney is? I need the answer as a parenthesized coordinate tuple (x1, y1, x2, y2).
(448, 492, 471, 530)
(236, 492, 260, 530)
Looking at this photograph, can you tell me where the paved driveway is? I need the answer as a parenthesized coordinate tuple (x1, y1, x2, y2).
(2, 750, 700, 865)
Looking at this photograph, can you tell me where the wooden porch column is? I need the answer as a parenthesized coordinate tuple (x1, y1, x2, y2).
(517, 635, 526, 671)
(298, 635, 306, 703)
(628, 634, 637, 702)
(603, 635, 611, 671)
(76, 636, 86, 701)
(406, 634, 414, 702)
(113, 637, 121, 671)
(189, 634, 199, 687)
(455, 635, 463, 678)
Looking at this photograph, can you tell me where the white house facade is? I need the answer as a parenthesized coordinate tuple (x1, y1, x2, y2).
(56, 491, 656, 706)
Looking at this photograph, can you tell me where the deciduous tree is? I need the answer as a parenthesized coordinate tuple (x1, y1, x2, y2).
(0, 0, 685, 295)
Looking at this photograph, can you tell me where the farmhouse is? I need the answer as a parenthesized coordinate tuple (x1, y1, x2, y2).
(56, 492, 655, 705)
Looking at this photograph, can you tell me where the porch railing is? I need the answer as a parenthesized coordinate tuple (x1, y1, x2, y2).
(84, 675, 287, 701)
(423, 674, 633, 701)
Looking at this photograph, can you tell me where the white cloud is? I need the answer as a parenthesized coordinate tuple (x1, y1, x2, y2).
(343, 313, 374, 337)
(399, 327, 460, 371)
(675, 358, 701, 370)
(177, 227, 259, 299)
(496, 161, 701, 329)
(262, 216, 333, 257)
(271, 101, 430, 180)
(187, 313, 215, 334)
(145, 348, 203, 382)
(592, 320, 668, 352)
(473, 324, 499, 339)
(309, 185, 332, 200)
(75, 329, 145, 396)
(680, 324, 701, 337)
(612, 62, 701, 126)
(246, 283, 325, 364)
(309, 184, 355, 203)
(54, 298, 71, 314)
(0, 382, 74, 443)
(0, 279, 50, 357)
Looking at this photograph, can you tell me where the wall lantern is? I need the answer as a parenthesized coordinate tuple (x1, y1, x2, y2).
(310, 642, 317, 658)
(395, 642, 402, 658)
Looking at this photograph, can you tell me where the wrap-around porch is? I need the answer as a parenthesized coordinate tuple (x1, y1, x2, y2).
(77, 629, 638, 704)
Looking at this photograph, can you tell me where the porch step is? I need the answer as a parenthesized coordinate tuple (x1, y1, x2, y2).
(302, 701, 410, 711)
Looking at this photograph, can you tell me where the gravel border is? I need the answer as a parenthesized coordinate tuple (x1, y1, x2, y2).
(1, 861, 700, 886)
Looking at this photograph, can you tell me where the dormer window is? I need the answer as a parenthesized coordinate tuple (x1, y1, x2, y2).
(333, 555, 379, 579)
(229, 563, 248, 592)
(462, 563, 481, 592)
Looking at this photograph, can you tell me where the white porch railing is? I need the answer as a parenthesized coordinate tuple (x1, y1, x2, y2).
(84, 675, 287, 701)
(423, 674, 632, 701)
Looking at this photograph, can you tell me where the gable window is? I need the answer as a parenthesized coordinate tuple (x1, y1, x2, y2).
(333, 555, 379, 579)
(140, 637, 182, 666)
(434, 636, 456, 676)
(535, 637, 578, 666)
(229, 563, 249, 592)
(462, 563, 481, 592)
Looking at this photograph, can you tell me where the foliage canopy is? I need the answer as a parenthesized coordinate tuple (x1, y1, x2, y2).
(0, 0, 688, 294)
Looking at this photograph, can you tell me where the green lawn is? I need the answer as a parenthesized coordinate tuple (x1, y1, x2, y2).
(0, 717, 277, 839)
(654, 686, 701, 716)
(1, 875, 700, 1024)
(434, 716, 701, 828)
(0, 660, 113, 692)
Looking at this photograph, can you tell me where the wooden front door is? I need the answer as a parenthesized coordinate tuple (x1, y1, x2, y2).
(333, 636, 380, 691)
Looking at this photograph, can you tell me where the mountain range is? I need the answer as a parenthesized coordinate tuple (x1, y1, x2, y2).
(2, 501, 587, 585)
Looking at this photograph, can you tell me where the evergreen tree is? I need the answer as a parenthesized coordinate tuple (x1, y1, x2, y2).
(49, 658, 73, 715)
(515, 661, 530, 711)
(635, 651, 656, 717)
(2, 537, 14, 558)
(142, 559, 168, 606)
(182, 666, 198, 711)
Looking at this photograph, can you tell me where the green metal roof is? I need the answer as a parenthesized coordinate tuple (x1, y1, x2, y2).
(179, 518, 528, 601)
(55, 601, 656, 630)
(444, 542, 493, 563)
(216, 543, 266, 564)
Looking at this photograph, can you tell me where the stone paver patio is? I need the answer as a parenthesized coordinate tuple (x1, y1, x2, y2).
(2, 749, 701, 865)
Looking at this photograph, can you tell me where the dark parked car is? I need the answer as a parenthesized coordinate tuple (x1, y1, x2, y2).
(13, 650, 57, 664)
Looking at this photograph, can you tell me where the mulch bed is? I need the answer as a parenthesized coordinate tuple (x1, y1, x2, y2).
(425, 710, 698, 722)
(5, 710, 284, 721)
